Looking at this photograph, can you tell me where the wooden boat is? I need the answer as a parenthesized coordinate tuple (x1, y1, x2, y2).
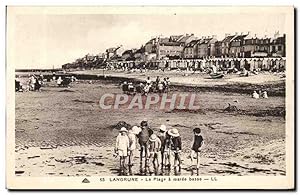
(210, 73, 224, 79)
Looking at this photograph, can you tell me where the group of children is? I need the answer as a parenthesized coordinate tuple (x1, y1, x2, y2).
(114, 120, 204, 175)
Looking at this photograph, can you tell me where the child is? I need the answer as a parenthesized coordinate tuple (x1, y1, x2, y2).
(157, 125, 167, 169)
(146, 134, 161, 175)
(137, 120, 153, 172)
(128, 126, 140, 167)
(115, 127, 130, 175)
(168, 128, 182, 172)
(190, 128, 204, 170)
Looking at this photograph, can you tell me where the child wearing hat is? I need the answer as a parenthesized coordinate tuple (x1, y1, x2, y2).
(190, 128, 204, 170)
(157, 125, 168, 169)
(115, 127, 130, 175)
(168, 128, 182, 171)
(128, 126, 141, 167)
(146, 134, 161, 175)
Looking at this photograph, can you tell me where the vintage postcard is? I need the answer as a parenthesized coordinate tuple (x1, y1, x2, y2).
(6, 6, 295, 190)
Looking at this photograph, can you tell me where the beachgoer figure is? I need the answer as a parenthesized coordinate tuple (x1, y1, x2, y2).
(35, 76, 42, 91)
(146, 134, 161, 175)
(157, 125, 168, 169)
(29, 75, 36, 91)
(122, 81, 129, 94)
(146, 77, 151, 85)
(241, 68, 249, 77)
(157, 82, 164, 93)
(211, 64, 217, 74)
(155, 76, 160, 91)
(262, 91, 268, 99)
(164, 131, 172, 170)
(137, 120, 153, 173)
(115, 127, 130, 175)
(57, 76, 63, 86)
(144, 83, 151, 95)
(128, 82, 134, 93)
(252, 91, 259, 99)
(15, 78, 21, 92)
(168, 128, 182, 172)
(136, 82, 144, 93)
(190, 128, 204, 171)
(128, 126, 140, 168)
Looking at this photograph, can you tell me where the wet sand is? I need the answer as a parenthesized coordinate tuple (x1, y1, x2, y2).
(15, 79, 286, 176)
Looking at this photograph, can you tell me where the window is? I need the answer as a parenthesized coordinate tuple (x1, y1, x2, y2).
(278, 46, 282, 51)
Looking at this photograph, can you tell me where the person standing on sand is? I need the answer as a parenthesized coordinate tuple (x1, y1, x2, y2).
(190, 128, 204, 171)
(146, 134, 161, 175)
(115, 127, 130, 175)
(137, 120, 153, 173)
(168, 128, 182, 172)
(157, 125, 168, 169)
(128, 126, 140, 167)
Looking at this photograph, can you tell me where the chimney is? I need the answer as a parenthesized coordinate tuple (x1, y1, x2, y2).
(235, 32, 238, 35)
(212, 35, 217, 39)
(225, 33, 230, 37)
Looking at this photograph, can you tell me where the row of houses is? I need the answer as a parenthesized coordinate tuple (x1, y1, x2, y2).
(108, 31, 285, 62)
(62, 31, 286, 70)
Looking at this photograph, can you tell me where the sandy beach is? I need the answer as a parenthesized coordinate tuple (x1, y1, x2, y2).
(15, 76, 286, 177)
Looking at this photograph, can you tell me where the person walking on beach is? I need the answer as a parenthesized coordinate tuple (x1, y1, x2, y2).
(146, 134, 161, 175)
(137, 120, 153, 173)
(190, 128, 204, 171)
(157, 125, 168, 170)
(168, 128, 182, 172)
(115, 127, 130, 175)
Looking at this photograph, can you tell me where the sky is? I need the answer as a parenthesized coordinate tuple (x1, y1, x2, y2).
(8, 10, 288, 69)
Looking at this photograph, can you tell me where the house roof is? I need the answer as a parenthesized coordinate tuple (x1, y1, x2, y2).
(135, 47, 145, 54)
(177, 34, 194, 43)
(106, 48, 116, 52)
(185, 40, 200, 47)
(170, 35, 183, 41)
(159, 37, 170, 43)
(122, 50, 134, 56)
(222, 35, 236, 42)
(198, 38, 216, 45)
(232, 34, 248, 41)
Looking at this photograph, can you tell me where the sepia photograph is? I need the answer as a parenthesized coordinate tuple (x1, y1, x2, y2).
(6, 6, 295, 189)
